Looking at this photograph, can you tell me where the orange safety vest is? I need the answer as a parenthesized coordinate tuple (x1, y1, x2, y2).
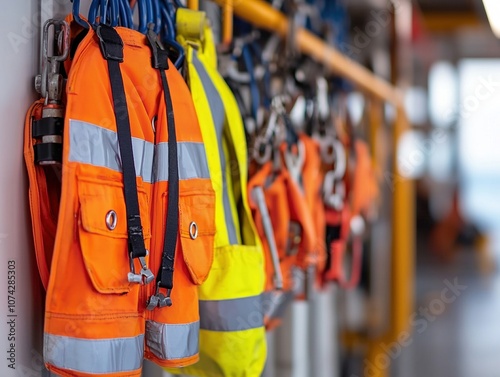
(25, 24, 215, 376)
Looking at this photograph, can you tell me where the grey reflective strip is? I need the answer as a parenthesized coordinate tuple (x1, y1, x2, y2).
(154, 142, 210, 182)
(69, 119, 155, 183)
(199, 295, 264, 332)
(192, 53, 239, 245)
(145, 320, 199, 360)
(44, 333, 143, 374)
(69, 119, 209, 183)
(262, 291, 295, 320)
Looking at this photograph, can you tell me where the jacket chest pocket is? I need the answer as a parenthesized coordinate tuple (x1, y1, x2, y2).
(164, 189, 216, 285)
(78, 176, 151, 294)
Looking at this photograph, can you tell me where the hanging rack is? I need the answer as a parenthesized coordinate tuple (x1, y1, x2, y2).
(210, 0, 402, 106)
(208, 3, 415, 376)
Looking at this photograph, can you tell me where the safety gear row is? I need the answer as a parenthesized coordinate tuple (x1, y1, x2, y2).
(25, 15, 216, 377)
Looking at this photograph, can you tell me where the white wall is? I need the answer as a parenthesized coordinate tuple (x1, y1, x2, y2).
(0, 1, 45, 375)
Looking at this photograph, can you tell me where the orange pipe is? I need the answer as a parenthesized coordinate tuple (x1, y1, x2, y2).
(222, 0, 234, 46)
(187, 0, 199, 10)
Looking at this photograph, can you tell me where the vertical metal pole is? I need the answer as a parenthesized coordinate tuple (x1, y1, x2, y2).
(365, 108, 415, 377)
(365, 0, 415, 374)
(310, 285, 340, 377)
(187, 0, 199, 10)
(262, 331, 277, 377)
(221, 0, 233, 46)
(275, 304, 294, 377)
(292, 301, 310, 377)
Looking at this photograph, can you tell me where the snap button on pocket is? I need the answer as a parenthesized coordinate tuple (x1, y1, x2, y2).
(105, 210, 118, 231)
(189, 221, 198, 240)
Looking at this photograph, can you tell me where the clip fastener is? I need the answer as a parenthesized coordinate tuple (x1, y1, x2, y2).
(146, 283, 173, 310)
(128, 252, 155, 284)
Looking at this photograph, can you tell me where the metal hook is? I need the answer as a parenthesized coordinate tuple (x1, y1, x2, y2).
(72, 0, 89, 29)
(326, 139, 346, 179)
(323, 171, 346, 211)
(127, 251, 155, 285)
(146, 282, 172, 310)
(284, 139, 306, 188)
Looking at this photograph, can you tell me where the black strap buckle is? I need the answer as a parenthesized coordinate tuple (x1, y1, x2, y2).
(146, 24, 169, 70)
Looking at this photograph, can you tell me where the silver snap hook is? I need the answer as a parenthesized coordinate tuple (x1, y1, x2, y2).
(105, 210, 118, 230)
(189, 222, 198, 240)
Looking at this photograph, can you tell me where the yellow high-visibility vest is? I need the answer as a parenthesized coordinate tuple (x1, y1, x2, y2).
(167, 9, 267, 377)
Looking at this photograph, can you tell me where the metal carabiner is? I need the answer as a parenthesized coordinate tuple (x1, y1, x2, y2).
(146, 282, 172, 310)
(252, 187, 284, 290)
(253, 110, 279, 165)
(128, 251, 155, 285)
(316, 76, 330, 122)
(284, 139, 306, 189)
(36, 20, 70, 101)
(323, 170, 346, 211)
(289, 95, 307, 129)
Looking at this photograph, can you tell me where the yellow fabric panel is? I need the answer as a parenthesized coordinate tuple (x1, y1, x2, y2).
(168, 10, 267, 377)
(185, 47, 230, 247)
(171, 244, 266, 377)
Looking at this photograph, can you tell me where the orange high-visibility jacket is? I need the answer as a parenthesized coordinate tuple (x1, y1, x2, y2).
(25, 25, 215, 377)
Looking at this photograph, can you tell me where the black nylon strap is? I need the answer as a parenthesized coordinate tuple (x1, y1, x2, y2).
(157, 67, 179, 290)
(96, 24, 147, 260)
(146, 27, 179, 291)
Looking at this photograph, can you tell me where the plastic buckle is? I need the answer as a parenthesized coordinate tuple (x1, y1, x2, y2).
(96, 24, 124, 62)
(146, 283, 172, 310)
(128, 251, 154, 284)
(146, 24, 170, 70)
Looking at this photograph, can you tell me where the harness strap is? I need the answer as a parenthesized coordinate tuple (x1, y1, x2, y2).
(96, 24, 153, 285)
(146, 26, 180, 308)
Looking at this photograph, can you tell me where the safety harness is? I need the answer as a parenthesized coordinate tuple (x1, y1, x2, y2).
(97, 24, 154, 286)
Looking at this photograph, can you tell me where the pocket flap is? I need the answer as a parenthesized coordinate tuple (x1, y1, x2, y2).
(78, 176, 151, 294)
(177, 190, 216, 285)
(79, 177, 151, 239)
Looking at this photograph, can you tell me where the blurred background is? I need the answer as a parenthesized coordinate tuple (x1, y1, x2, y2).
(338, 0, 500, 376)
(181, 1, 500, 376)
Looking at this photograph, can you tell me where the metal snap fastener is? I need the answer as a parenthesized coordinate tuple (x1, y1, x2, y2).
(189, 222, 198, 240)
(106, 210, 118, 231)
